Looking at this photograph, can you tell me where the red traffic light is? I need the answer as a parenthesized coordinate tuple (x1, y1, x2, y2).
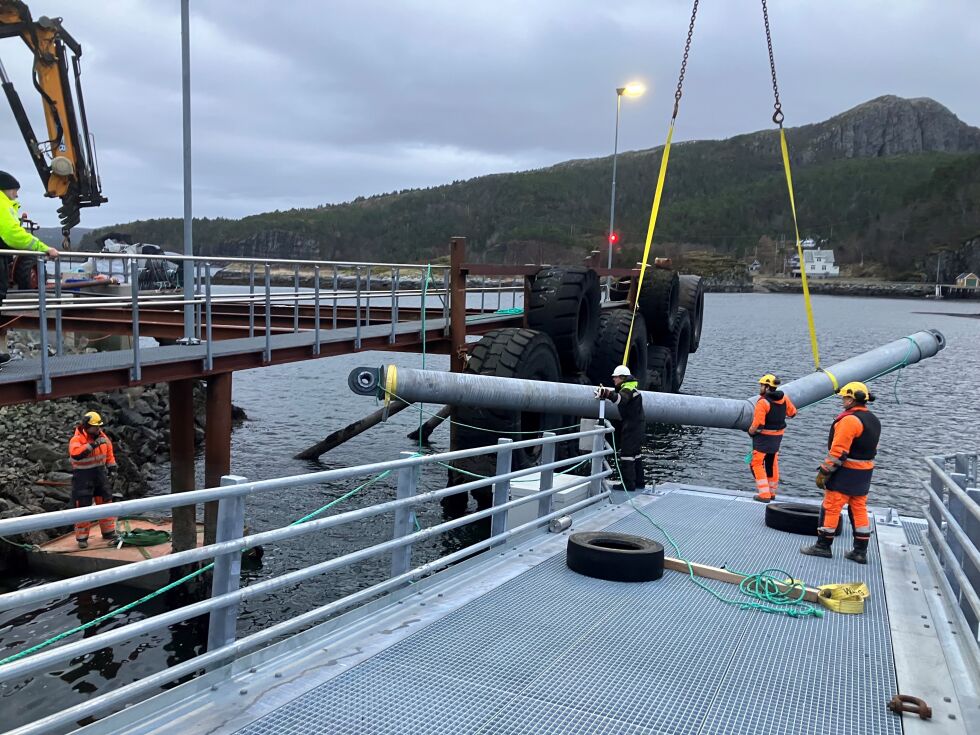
(608, 232, 619, 245)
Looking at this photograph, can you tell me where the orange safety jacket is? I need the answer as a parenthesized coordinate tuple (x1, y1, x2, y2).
(749, 392, 797, 436)
(823, 406, 879, 472)
(69, 427, 117, 471)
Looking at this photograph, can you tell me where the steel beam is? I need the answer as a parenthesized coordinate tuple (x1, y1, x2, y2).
(350, 329, 946, 430)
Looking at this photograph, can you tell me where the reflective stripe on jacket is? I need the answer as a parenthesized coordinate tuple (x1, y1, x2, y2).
(69, 427, 117, 471)
(0, 190, 51, 252)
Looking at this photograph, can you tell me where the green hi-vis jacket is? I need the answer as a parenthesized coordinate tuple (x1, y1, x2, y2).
(0, 190, 51, 253)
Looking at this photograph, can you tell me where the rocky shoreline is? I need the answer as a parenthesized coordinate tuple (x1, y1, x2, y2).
(0, 332, 246, 566)
(753, 277, 940, 299)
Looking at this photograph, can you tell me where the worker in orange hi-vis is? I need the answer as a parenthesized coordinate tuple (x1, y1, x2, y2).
(747, 374, 797, 503)
(800, 382, 880, 564)
(68, 411, 119, 549)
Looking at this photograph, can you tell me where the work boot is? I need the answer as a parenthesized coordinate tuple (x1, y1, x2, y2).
(0, 353, 10, 366)
(845, 535, 870, 565)
(753, 492, 774, 504)
(77, 539, 88, 549)
(800, 530, 834, 558)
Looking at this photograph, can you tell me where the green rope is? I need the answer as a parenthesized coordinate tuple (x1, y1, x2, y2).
(607, 429, 822, 619)
(0, 468, 400, 668)
(0, 535, 40, 552)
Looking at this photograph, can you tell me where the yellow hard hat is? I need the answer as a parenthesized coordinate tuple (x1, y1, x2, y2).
(838, 382, 872, 402)
(82, 411, 103, 426)
(758, 374, 780, 389)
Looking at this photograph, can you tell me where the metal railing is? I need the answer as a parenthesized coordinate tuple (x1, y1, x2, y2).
(0, 424, 613, 735)
(921, 452, 980, 649)
(0, 248, 524, 393)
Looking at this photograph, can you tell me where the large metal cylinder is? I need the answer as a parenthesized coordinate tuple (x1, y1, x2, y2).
(349, 329, 945, 431)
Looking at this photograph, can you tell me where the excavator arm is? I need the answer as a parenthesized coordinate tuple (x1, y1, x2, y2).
(0, 0, 106, 243)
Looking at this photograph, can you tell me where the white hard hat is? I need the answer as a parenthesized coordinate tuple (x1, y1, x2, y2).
(612, 365, 631, 378)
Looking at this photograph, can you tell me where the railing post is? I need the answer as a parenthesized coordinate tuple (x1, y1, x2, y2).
(263, 263, 271, 363)
(130, 260, 141, 382)
(36, 254, 51, 394)
(206, 474, 247, 652)
(313, 265, 321, 355)
(491, 438, 513, 541)
(442, 268, 450, 336)
(391, 451, 419, 580)
(389, 267, 398, 344)
(248, 262, 255, 339)
(590, 403, 607, 496)
(293, 264, 300, 333)
(195, 261, 203, 341)
(365, 266, 372, 325)
(537, 432, 556, 520)
(355, 267, 362, 349)
(54, 256, 63, 356)
(449, 237, 467, 373)
(204, 261, 213, 371)
(332, 265, 338, 330)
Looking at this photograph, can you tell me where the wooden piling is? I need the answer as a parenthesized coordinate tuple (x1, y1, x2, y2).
(204, 372, 233, 546)
(168, 379, 197, 554)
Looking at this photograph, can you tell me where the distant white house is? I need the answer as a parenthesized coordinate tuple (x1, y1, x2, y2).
(792, 248, 840, 278)
(955, 272, 979, 288)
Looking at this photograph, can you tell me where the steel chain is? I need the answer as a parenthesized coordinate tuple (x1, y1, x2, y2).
(761, 0, 784, 125)
(672, 0, 700, 120)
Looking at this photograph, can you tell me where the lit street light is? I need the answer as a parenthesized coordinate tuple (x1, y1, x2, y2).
(606, 81, 646, 298)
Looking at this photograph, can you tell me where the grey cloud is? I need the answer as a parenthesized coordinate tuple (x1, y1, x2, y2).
(0, 0, 976, 231)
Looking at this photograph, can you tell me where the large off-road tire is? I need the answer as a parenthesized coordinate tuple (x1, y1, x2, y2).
(566, 532, 665, 582)
(586, 310, 648, 390)
(13, 256, 38, 290)
(678, 274, 705, 353)
(636, 269, 679, 341)
(528, 267, 600, 375)
(765, 502, 844, 536)
(668, 308, 692, 392)
(453, 328, 563, 469)
(646, 345, 675, 393)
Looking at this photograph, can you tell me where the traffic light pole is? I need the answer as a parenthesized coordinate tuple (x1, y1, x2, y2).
(606, 90, 623, 301)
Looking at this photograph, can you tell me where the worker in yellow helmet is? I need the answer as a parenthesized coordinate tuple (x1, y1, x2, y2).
(747, 374, 797, 502)
(801, 382, 880, 564)
(0, 171, 59, 366)
(68, 410, 118, 548)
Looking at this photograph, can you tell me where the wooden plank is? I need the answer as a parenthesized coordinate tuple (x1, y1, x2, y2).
(663, 556, 821, 602)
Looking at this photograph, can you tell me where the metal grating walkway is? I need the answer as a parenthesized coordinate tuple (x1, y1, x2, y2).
(230, 491, 900, 735)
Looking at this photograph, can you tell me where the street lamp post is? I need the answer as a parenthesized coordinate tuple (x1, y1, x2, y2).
(606, 82, 645, 299)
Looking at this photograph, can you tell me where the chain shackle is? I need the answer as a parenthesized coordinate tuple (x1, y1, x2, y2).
(671, 0, 700, 120)
(761, 0, 785, 127)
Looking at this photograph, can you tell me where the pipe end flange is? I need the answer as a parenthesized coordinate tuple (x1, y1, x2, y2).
(349, 367, 382, 396)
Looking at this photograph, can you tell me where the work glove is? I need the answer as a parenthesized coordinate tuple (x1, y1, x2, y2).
(94, 436, 108, 447)
(593, 386, 615, 401)
(815, 469, 828, 490)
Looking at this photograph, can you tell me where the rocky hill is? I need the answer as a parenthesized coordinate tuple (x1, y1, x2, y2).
(81, 96, 980, 278)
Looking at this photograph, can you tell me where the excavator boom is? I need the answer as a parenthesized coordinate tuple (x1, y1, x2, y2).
(0, 0, 106, 241)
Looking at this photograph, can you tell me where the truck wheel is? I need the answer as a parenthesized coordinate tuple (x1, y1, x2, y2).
(678, 275, 705, 352)
(566, 532, 665, 582)
(528, 266, 600, 375)
(13, 257, 38, 290)
(637, 269, 679, 341)
(586, 310, 648, 390)
(646, 345, 675, 393)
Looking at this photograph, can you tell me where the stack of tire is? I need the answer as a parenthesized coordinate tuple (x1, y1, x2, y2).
(446, 266, 601, 513)
(612, 270, 704, 393)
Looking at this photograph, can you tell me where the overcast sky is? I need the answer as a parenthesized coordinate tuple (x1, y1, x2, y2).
(2, 0, 977, 230)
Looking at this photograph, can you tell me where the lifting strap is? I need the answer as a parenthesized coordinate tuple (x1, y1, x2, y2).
(624, 0, 699, 364)
(761, 0, 826, 375)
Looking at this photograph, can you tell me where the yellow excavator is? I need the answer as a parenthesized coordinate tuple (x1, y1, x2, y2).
(0, 0, 106, 248)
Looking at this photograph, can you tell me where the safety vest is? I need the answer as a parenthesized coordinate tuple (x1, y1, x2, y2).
(761, 396, 788, 432)
(827, 409, 880, 462)
(69, 427, 117, 471)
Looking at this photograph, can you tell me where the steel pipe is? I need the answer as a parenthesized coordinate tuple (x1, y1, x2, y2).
(350, 329, 946, 430)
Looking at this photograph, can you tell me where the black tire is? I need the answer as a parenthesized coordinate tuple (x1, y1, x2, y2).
(13, 257, 37, 290)
(453, 328, 562, 470)
(678, 275, 705, 353)
(636, 269, 679, 341)
(765, 502, 845, 536)
(609, 277, 631, 302)
(646, 345, 675, 393)
(666, 308, 691, 393)
(566, 532, 665, 582)
(528, 267, 600, 374)
(586, 310, 648, 390)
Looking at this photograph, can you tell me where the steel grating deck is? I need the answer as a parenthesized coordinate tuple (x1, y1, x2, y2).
(224, 491, 900, 735)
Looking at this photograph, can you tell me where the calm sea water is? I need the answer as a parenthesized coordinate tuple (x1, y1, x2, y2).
(2, 293, 977, 729)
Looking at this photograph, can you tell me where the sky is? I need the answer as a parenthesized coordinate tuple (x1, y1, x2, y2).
(1, 0, 978, 230)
